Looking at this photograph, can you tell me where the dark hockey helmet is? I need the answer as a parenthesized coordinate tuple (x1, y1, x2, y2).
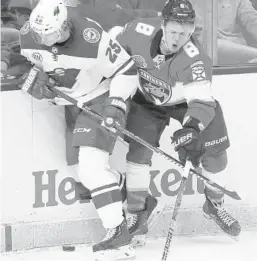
(162, 0, 196, 24)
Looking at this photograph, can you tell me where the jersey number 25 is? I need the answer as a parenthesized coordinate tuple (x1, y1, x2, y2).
(106, 39, 122, 63)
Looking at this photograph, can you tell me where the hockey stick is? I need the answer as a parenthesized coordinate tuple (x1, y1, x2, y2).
(49, 87, 241, 201)
(161, 160, 192, 261)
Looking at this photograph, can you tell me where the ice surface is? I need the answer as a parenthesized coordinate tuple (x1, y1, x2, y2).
(1, 230, 257, 261)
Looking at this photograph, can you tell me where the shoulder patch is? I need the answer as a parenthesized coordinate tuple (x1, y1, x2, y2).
(190, 60, 206, 81)
(135, 22, 155, 36)
(20, 21, 30, 35)
(183, 41, 199, 58)
(83, 28, 101, 43)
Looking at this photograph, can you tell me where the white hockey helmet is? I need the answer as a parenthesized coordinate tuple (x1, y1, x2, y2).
(29, 0, 68, 45)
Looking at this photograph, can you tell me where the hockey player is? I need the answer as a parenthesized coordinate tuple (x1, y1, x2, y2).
(19, 0, 139, 259)
(108, 0, 242, 241)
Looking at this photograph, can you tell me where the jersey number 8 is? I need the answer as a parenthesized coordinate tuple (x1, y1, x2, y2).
(106, 39, 122, 63)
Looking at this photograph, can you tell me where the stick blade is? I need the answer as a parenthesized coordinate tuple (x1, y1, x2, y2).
(225, 190, 241, 200)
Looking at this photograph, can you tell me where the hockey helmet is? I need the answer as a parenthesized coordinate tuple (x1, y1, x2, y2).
(29, 0, 68, 45)
(162, 0, 196, 24)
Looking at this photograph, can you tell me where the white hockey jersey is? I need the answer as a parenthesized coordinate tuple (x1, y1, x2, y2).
(19, 7, 135, 104)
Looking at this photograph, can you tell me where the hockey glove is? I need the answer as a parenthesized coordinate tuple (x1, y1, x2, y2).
(20, 66, 57, 100)
(102, 97, 127, 130)
(172, 118, 205, 167)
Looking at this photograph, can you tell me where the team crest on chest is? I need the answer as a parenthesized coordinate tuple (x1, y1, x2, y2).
(138, 69, 172, 105)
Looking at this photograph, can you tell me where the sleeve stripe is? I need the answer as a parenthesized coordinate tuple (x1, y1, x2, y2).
(92, 189, 122, 209)
(109, 57, 135, 79)
(184, 80, 214, 103)
(91, 185, 120, 197)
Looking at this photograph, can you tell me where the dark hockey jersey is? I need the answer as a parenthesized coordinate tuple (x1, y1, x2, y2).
(117, 17, 216, 128)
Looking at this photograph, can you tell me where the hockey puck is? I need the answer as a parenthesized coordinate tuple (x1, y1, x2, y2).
(62, 245, 75, 252)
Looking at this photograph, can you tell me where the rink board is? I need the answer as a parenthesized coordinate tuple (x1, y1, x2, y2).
(1, 73, 257, 252)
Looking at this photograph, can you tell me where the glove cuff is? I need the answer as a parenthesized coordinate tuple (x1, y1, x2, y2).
(21, 66, 40, 92)
(183, 117, 204, 133)
(105, 97, 127, 113)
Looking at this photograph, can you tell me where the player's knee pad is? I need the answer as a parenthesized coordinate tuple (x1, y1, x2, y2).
(77, 146, 126, 202)
(78, 146, 118, 190)
(201, 150, 228, 173)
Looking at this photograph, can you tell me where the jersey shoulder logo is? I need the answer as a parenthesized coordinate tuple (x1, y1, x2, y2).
(20, 21, 30, 35)
(183, 41, 199, 58)
(83, 28, 101, 43)
(135, 22, 155, 36)
(190, 60, 206, 81)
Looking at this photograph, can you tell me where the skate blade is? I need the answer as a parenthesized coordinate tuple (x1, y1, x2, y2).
(131, 234, 146, 248)
(94, 245, 136, 261)
(203, 213, 240, 241)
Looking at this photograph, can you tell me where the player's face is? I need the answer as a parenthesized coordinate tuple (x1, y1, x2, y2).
(31, 30, 60, 46)
(163, 21, 194, 53)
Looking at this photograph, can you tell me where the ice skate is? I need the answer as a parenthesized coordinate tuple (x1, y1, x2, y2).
(203, 196, 241, 240)
(126, 195, 162, 247)
(93, 219, 135, 261)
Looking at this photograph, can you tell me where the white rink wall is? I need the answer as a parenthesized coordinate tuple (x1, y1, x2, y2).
(1, 73, 257, 252)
